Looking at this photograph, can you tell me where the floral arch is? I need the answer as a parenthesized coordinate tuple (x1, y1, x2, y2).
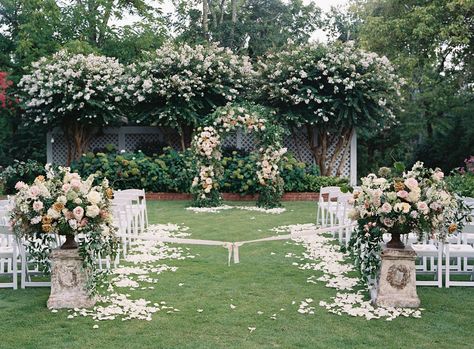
(191, 103, 287, 208)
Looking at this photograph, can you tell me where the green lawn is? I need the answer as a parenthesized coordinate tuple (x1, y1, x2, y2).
(0, 201, 473, 349)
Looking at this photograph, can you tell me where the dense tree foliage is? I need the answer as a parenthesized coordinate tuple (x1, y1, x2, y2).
(351, 0, 474, 174)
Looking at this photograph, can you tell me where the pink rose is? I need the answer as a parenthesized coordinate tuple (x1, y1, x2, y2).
(15, 181, 26, 190)
(32, 201, 44, 212)
(79, 218, 88, 227)
(432, 171, 444, 181)
(397, 190, 408, 199)
(62, 183, 71, 193)
(28, 186, 40, 198)
(416, 201, 429, 214)
(404, 178, 419, 190)
(381, 202, 392, 213)
(73, 206, 84, 221)
(70, 179, 81, 189)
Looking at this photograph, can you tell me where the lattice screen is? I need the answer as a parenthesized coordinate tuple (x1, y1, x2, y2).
(48, 126, 353, 178)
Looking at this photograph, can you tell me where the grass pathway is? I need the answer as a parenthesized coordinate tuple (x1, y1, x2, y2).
(0, 201, 473, 348)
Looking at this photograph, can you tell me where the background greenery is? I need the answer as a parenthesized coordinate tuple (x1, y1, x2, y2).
(0, 0, 472, 178)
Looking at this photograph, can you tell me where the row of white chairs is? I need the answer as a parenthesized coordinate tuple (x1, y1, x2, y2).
(317, 188, 474, 288)
(0, 188, 149, 289)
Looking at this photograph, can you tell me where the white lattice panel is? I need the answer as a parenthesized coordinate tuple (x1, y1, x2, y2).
(90, 134, 119, 153)
(125, 133, 163, 151)
(48, 126, 353, 179)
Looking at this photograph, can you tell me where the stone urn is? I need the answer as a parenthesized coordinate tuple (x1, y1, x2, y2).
(47, 235, 96, 309)
(371, 233, 420, 308)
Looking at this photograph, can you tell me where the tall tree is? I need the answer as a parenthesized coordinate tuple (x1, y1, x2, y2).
(353, 0, 474, 173)
(173, 0, 321, 57)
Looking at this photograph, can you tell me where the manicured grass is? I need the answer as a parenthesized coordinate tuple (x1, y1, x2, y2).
(0, 201, 473, 349)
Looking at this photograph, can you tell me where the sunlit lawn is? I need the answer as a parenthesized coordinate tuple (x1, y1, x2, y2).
(0, 201, 473, 349)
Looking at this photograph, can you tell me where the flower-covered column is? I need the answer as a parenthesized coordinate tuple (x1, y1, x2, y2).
(191, 127, 223, 207)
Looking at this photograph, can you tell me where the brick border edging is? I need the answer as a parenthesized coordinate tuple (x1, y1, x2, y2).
(146, 192, 321, 201)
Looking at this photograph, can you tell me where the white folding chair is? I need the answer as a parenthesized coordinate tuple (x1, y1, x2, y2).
(0, 227, 18, 289)
(332, 193, 353, 244)
(445, 236, 474, 287)
(316, 187, 341, 227)
(411, 240, 443, 288)
(114, 190, 147, 234)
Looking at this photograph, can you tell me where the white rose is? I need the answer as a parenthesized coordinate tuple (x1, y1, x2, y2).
(47, 207, 61, 219)
(86, 205, 100, 218)
(57, 195, 67, 204)
(87, 191, 102, 205)
(68, 219, 78, 230)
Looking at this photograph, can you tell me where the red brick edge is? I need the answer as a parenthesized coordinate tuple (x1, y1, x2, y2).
(146, 192, 321, 201)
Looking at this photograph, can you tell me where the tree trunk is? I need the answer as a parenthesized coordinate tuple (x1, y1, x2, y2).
(202, 0, 209, 40)
(230, 0, 237, 46)
(62, 120, 98, 165)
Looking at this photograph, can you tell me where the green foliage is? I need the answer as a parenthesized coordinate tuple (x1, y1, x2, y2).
(354, 0, 474, 176)
(447, 172, 474, 198)
(71, 148, 348, 196)
(221, 152, 259, 195)
(257, 40, 403, 176)
(72, 147, 196, 193)
(173, 0, 321, 58)
(303, 175, 350, 193)
(0, 159, 45, 194)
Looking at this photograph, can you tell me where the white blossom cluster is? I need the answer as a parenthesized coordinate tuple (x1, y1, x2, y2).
(258, 41, 403, 126)
(19, 51, 126, 125)
(256, 146, 287, 185)
(126, 42, 255, 125)
(214, 105, 267, 133)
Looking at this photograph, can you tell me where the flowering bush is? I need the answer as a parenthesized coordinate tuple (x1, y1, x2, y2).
(257, 41, 403, 176)
(19, 51, 128, 163)
(127, 43, 255, 147)
(191, 103, 286, 208)
(0, 72, 17, 112)
(348, 162, 464, 282)
(10, 165, 118, 294)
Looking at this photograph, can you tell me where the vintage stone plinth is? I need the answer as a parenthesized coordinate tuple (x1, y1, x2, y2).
(47, 249, 96, 309)
(371, 247, 420, 308)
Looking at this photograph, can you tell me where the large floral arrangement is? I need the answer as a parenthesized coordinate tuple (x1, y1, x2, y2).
(348, 162, 464, 282)
(191, 103, 286, 208)
(257, 41, 403, 176)
(127, 42, 255, 147)
(10, 165, 118, 294)
(19, 51, 127, 163)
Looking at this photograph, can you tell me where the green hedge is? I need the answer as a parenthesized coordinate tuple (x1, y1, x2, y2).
(0, 148, 350, 195)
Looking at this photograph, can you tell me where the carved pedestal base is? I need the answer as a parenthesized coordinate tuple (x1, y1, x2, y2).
(372, 247, 420, 308)
(47, 249, 96, 309)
